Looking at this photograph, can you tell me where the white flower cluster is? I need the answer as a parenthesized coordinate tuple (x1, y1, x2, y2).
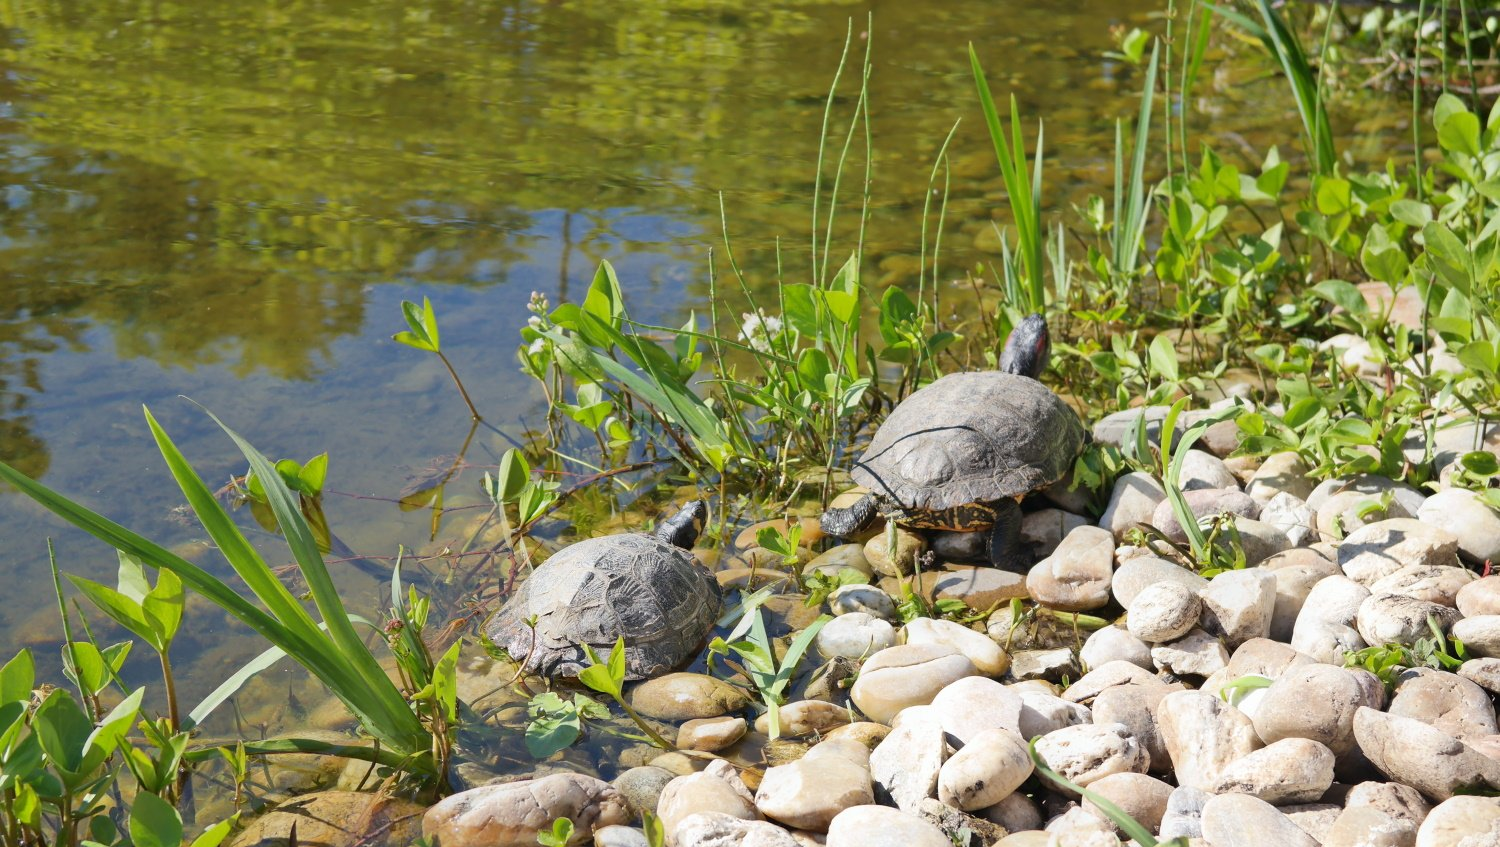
(739, 310, 784, 353)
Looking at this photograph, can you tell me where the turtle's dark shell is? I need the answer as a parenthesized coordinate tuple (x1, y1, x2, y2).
(853, 371, 1085, 512)
(486, 533, 721, 680)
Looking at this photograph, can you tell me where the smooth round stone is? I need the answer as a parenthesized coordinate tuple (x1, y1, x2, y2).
(829, 584, 897, 620)
(611, 767, 675, 818)
(1458, 576, 1500, 618)
(1293, 574, 1371, 633)
(1390, 668, 1498, 741)
(756, 700, 855, 738)
(1207, 737, 1335, 805)
(1149, 487, 1258, 543)
(1021, 508, 1091, 558)
(1417, 488, 1500, 565)
(1151, 628, 1229, 677)
(1112, 556, 1208, 609)
(864, 529, 925, 578)
(902, 617, 1010, 677)
(593, 825, 650, 847)
(870, 714, 945, 812)
(1080, 626, 1154, 671)
(1200, 568, 1278, 648)
(1356, 594, 1460, 648)
(678, 717, 747, 752)
(1033, 722, 1148, 788)
(826, 805, 952, 847)
(1453, 616, 1500, 658)
(628, 673, 752, 721)
(1128, 582, 1202, 643)
(937, 728, 1033, 810)
(929, 676, 1024, 745)
(1026, 525, 1115, 611)
(1246, 452, 1316, 503)
(732, 546, 815, 570)
(1157, 690, 1262, 790)
(754, 738, 873, 831)
(1016, 691, 1090, 739)
(1252, 663, 1382, 755)
(1354, 708, 1500, 801)
(657, 766, 758, 835)
(736, 518, 824, 551)
(1415, 796, 1500, 847)
(1369, 564, 1476, 607)
(1201, 794, 1319, 847)
(1099, 471, 1167, 539)
(1344, 781, 1431, 829)
(977, 791, 1043, 833)
(824, 721, 890, 749)
(1338, 519, 1461, 585)
(1461, 658, 1500, 695)
(1082, 773, 1173, 834)
(808, 544, 874, 578)
(1228, 518, 1294, 566)
(422, 775, 629, 847)
(923, 565, 1029, 610)
(849, 644, 978, 725)
(1179, 449, 1241, 491)
(243, 792, 423, 847)
(672, 813, 801, 847)
(817, 613, 897, 660)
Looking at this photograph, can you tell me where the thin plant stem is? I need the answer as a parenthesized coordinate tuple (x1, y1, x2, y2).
(811, 19, 855, 284)
(1416, 0, 1429, 200)
(435, 350, 482, 421)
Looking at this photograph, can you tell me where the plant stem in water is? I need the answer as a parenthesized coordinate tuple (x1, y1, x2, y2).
(435, 350, 482, 421)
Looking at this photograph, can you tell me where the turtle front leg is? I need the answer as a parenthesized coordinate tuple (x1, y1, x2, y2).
(988, 498, 1033, 570)
(820, 493, 878, 539)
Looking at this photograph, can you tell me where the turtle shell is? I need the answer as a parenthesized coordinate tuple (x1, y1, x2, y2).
(852, 371, 1085, 511)
(485, 533, 721, 681)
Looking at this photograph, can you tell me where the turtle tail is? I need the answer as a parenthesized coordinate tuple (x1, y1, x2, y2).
(820, 493, 878, 539)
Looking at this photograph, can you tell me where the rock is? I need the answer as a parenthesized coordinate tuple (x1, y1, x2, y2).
(1091, 682, 1172, 774)
(1322, 806, 1415, 847)
(978, 790, 1043, 833)
(736, 519, 824, 551)
(1207, 737, 1335, 805)
(671, 813, 801, 847)
(1026, 525, 1115, 611)
(1022, 509, 1092, 559)
(1112, 556, 1209, 610)
(1454, 616, 1500, 658)
(1007, 647, 1078, 682)
(938, 728, 1034, 810)
(864, 529, 925, 578)
(1354, 707, 1500, 800)
(629, 674, 752, 721)
(1033, 722, 1148, 788)
(1200, 793, 1319, 847)
(1128, 582, 1202, 643)
(1296, 574, 1372, 629)
(1200, 568, 1277, 648)
(756, 701, 854, 738)
(817, 613, 897, 660)
(1080, 626, 1154, 671)
(929, 676, 1025, 745)
(1370, 564, 1476, 607)
(1151, 628, 1229, 677)
(680, 717, 748, 752)
(1017, 690, 1091, 739)
(422, 775, 629, 847)
(901, 617, 1010, 677)
(1062, 660, 1167, 703)
(1224, 638, 1315, 680)
(755, 739, 872, 831)
(1246, 453, 1316, 503)
(825, 805, 952, 847)
(1417, 488, 1500, 565)
(1229, 519, 1294, 566)
(924, 566, 1029, 610)
(1414, 796, 1500, 847)
(1099, 472, 1167, 539)
(1157, 690, 1262, 790)
(1357, 594, 1460, 647)
(593, 825, 651, 847)
(1284, 803, 1345, 843)
(808, 544, 874, 579)
(1252, 663, 1381, 755)
(613, 767, 676, 818)
(236, 792, 424, 847)
(1390, 668, 1498, 741)
(1260, 492, 1319, 547)
(658, 767, 760, 837)
(1149, 488, 1258, 543)
(912, 798, 1009, 847)
(1318, 491, 1420, 540)
(1346, 781, 1432, 829)
(1460, 577, 1500, 619)
(1042, 806, 1118, 845)
(869, 717, 945, 812)
(824, 722, 890, 749)
(1266, 556, 1343, 642)
(1180, 450, 1241, 491)
(803, 657, 858, 707)
(850, 644, 977, 724)
(1159, 785, 1209, 841)
(1339, 520, 1461, 585)
(1460, 658, 1500, 694)
(1081, 773, 1173, 834)
(829, 585, 897, 620)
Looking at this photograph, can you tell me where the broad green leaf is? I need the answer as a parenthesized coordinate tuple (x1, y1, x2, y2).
(33, 689, 92, 773)
(494, 449, 532, 505)
(1436, 93, 1482, 156)
(1147, 334, 1179, 382)
(1315, 177, 1351, 216)
(1390, 199, 1433, 228)
(0, 650, 35, 702)
(581, 261, 625, 338)
(1311, 280, 1368, 316)
(142, 567, 184, 649)
(433, 641, 462, 723)
(85, 687, 143, 760)
(188, 819, 237, 847)
(60, 642, 107, 698)
(66, 576, 155, 649)
(130, 790, 184, 847)
(117, 551, 153, 603)
(1461, 451, 1500, 476)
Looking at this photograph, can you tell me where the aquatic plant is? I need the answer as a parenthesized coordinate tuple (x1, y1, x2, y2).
(393, 296, 483, 421)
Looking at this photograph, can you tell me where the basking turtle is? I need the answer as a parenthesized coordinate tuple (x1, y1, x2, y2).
(820, 314, 1085, 568)
(486, 500, 720, 680)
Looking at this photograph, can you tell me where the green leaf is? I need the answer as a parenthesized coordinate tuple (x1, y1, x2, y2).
(1436, 93, 1482, 156)
(33, 688, 92, 773)
(188, 819, 237, 847)
(581, 261, 625, 339)
(394, 298, 440, 351)
(298, 453, 329, 495)
(525, 693, 583, 759)
(1148, 334, 1179, 382)
(86, 687, 144, 760)
(142, 567, 185, 651)
(1390, 199, 1433, 228)
(494, 449, 532, 505)
(1311, 280, 1368, 316)
(0, 650, 35, 703)
(537, 817, 575, 847)
(130, 790, 184, 847)
(117, 551, 153, 603)
(433, 641, 461, 724)
(1030, 737, 1163, 846)
(1315, 178, 1351, 216)
(60, 642, 107, 698)
(578, 638, 626, 698)
(66, 576, 155, 649)
(1461, 451, 1500, 476)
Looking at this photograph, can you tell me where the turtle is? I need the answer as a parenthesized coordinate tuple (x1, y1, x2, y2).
(486, 500, 720, 680)
(819, 314, 1086, 568)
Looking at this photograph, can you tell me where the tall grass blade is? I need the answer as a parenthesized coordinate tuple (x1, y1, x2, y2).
(970, 44, 1045, 313)
(1116, 40, 1161, 278)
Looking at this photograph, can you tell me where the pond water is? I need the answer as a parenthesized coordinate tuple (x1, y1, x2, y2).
(0, 0, 1395, 762)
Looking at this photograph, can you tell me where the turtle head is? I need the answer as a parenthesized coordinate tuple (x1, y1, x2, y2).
(655, 499, 708, 550)
(999, 313, 1050, 379)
